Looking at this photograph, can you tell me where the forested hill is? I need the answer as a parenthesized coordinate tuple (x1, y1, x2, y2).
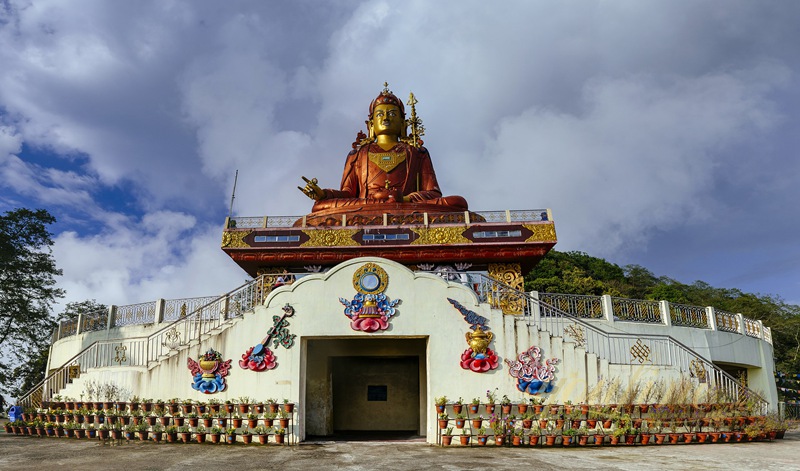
(524, 251, 800, 374)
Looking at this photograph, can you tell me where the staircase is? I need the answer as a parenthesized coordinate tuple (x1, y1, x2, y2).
(17, 275, 271, 408)
(464, 273, 769, 411)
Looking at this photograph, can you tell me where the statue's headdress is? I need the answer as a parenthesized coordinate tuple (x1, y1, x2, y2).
(369, 82, 405, 117)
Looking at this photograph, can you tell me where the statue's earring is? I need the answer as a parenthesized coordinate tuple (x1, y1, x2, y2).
(367, 119, 375, 139)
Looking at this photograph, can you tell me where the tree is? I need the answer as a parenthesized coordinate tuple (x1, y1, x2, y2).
(0, 208, 64, 396)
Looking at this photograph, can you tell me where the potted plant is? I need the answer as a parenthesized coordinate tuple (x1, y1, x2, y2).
(460, 428, 470, 445)
(274, 427, 286, 444)
(561, 427, 577, 446)
(208, 398, 221, 414)
(441, 427, 454, 446)
(187, 412, 199, 428)
(237, 396, 252, 415)
(98, 424, 109, 440)
(453, 397, 464, 415)
(500, 395, 512, 414)
(209, 426, 223, 444)
(283, 399, 295, 414)
(247, 412, 260, 429)
(181, 398, 193, 415)
(476, 427, 488, 445)
(266, 398, 278, 414)
(438, 413, 449, 429)
(512, 427, 524, 446)
(254, 425, 270, 444)
(195, 425, 207, 444)
(165, 425, 178, 443)
(178, 425, 192, 443)
(434, 396, 448, 414)
(454, 413, 466, 429)
(151, 423, 163, 442)
(277, 410, 290, 429)
(225, 427, 237, 444)
(231, 413, 243, 429)
(485, 389, 497, 414)
(201, 412, 214, 428)
(469, 397, 480, 415)
(136, 422, 149, 441)
(528, 424, 541, 446)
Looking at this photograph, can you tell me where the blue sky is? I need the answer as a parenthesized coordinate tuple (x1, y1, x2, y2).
(2, 0, 800, 312)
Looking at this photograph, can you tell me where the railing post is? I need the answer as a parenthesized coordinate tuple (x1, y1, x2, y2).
(262, 216, 268, 228)
(736, 313, 745, 335)
(106, 305, 117, 331)
(757, 320, 765, 340)
(505, 209, 511, 223)
(222, 294, 230, 319)
(423, 212, 429, 226)
(529, 291, 541, 325)
(464, 211, 470, 226)
(706, 307, 717, 331)
(601, 295, 614, 323)
(76, 312, 85, 334)
(56, 321, 63, 342)
(155, 299, 166, 324)
(383, 213, 388, 226)
(659, 300, 672, 327)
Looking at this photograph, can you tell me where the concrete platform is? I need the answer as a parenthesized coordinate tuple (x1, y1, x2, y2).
(1, 429, 798, 471)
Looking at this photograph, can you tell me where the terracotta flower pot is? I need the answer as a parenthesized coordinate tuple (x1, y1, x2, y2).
(529, 435, 540, 446)
(210, 433, 220, 444)
(476, 435, 488, 445)
(594, 435, 604, 446)
(442, 435, 453, 446)
(195, 433, 207, 444)
(460, 435, 470, 445)
(452, 404, 463, 414)
(517, 404, 528, 415)
(242, 434, 253, 445)
(257, 434, 268, 444)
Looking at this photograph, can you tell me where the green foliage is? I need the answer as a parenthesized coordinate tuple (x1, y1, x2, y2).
(0, 208, 64, 396)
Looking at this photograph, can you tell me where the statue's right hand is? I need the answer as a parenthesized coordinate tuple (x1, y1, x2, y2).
(298, 176, 325, 201)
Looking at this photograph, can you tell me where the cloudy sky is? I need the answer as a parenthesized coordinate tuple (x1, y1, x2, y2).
(2, 0, 799, 313)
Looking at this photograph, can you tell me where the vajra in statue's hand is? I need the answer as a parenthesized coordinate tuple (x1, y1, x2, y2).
(298, 176, 325, 200)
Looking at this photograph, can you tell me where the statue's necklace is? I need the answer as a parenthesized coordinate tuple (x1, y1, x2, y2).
(368, 149, 406, 173)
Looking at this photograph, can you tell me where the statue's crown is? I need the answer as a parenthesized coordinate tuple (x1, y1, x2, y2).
(369, 82, 405, 117)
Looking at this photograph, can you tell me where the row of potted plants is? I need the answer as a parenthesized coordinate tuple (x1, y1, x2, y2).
(434, 399, 791, 447)
(42, 395, 295, 415)
(5, 421, 289, 445)
(21, 408, 293, 429)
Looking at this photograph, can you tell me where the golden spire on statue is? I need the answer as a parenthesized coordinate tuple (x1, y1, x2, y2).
(402, 92, 425, 148)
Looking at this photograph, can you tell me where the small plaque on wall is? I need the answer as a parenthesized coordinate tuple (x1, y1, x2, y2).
(367, 385, 387, 401)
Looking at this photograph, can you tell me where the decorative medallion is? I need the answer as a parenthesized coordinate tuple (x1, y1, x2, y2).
(564, 324, 587, 347)
(505, 346, 559, 395)
(448, 298, 498, 372)
(162, 326, 182, 350)
(240, 304, 296, 372)
(522, 223, 557, 242)
(411, 227, 471, 245)
(630, 338, 652, 364)
(187, 348, 232, 394)
(301, 229, 359, 247)
(690, 359, 707, 383)
(340, 263, 400, 332)
(368, 150, 406, 173)
(113, 345, 127, 365)
(221, 231, 251, 248)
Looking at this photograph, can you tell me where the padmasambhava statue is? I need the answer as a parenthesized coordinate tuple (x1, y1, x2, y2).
(298, 84, 468, 225)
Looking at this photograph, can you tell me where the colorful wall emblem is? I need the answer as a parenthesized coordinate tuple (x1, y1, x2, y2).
(448, 298, 498, 372)
(187, 348, 232, 394)
(340, 263, 400, 332)
(505, 346, 559, 394)
(240, 304, 296, 371)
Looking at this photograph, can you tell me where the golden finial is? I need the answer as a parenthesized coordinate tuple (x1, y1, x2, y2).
(403, 92, 425, 148)
(382, 82, 390, 94)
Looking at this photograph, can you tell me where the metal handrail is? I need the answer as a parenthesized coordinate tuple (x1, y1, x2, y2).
(446, 273, 769, 411)
(17, 275, 269, 407)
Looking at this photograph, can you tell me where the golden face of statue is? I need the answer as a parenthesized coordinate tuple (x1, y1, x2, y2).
(371, 103, 404, 137)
